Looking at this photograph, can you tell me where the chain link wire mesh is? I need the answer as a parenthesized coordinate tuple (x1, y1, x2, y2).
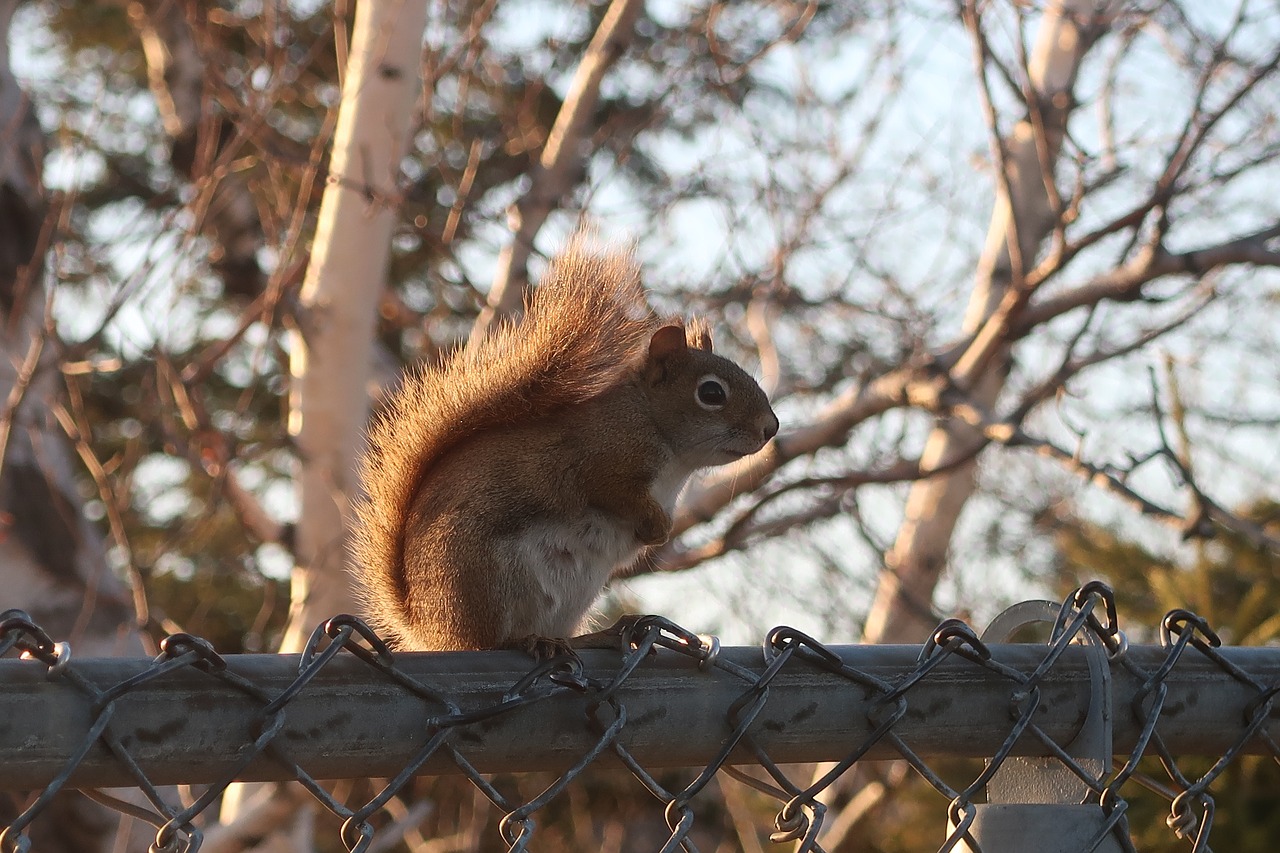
(2, 582, 1278, 853)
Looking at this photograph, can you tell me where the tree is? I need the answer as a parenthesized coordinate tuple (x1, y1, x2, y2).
(3, 0, 1279, 849)
(280, 0, 427, 652)
(1053, 498, 1280, 852)
(0, 1, 153, 848)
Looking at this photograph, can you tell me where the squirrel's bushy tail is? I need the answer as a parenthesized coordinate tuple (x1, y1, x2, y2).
(351, 240, 659, 643)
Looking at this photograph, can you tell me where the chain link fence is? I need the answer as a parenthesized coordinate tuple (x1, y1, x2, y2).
(2, 582, 1279, 852)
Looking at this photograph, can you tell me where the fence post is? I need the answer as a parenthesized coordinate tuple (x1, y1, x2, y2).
(950, 601, 1126, 852)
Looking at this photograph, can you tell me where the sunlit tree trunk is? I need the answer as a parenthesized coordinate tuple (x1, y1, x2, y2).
(864, 2, 1112, 638)
(823, 9, 1119, 848)
(280, 0, 428, 654)
(219, 2, 428, 843)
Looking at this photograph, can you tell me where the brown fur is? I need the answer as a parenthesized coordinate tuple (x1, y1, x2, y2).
(351, 239, 778, 650)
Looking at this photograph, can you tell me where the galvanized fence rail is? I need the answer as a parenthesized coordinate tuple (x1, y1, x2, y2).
(1, 583, 1278, 852)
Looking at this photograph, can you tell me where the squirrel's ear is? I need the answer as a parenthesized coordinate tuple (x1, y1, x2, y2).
(646, 325, 688, 382)
(648, 324, 688, 362)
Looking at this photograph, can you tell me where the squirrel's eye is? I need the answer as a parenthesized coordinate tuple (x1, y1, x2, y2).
(695, 376, 728, 410)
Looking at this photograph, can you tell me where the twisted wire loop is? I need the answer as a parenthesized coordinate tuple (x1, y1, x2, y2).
(2, 582, 1278, 853)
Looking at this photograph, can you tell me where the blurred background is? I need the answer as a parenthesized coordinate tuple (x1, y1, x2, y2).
(0, 1, 1278, 850)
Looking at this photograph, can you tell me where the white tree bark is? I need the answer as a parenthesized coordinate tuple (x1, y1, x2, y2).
(281, 0, 428, 652)
(220, 1, 428, 841)
(862, 0, 1114, 643)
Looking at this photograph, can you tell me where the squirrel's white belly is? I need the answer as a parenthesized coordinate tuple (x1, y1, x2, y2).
(509, 511, 639, 637)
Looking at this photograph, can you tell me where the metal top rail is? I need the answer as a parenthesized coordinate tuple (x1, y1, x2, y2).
(2, 617, 1278, 790)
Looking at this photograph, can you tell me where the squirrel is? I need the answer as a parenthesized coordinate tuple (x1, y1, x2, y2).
(352, 237, 779, 652)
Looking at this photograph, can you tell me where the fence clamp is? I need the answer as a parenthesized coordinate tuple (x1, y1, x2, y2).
(949, 600, 1123, 852)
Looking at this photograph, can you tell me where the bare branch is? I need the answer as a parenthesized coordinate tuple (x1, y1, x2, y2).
(1019, 222, 1280, 331)
(51, 393, 153, 648)
(470, 0, 645, 342)
(947, 391, 1280, 556)
(155, 357, 288, 549)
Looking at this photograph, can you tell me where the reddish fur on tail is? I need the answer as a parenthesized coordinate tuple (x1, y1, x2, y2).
(351, 240, 661, 643)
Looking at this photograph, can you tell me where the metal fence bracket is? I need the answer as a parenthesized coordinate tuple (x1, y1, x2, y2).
(950, 600, 1124, 852)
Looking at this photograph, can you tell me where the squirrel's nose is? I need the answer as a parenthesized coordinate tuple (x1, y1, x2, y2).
(759, 411, 779, 443)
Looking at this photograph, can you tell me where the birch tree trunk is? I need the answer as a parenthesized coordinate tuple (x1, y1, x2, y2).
(280, 0, 428, 654)
(219, 1, 428, 841)
(863, 0, 1113, 644)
